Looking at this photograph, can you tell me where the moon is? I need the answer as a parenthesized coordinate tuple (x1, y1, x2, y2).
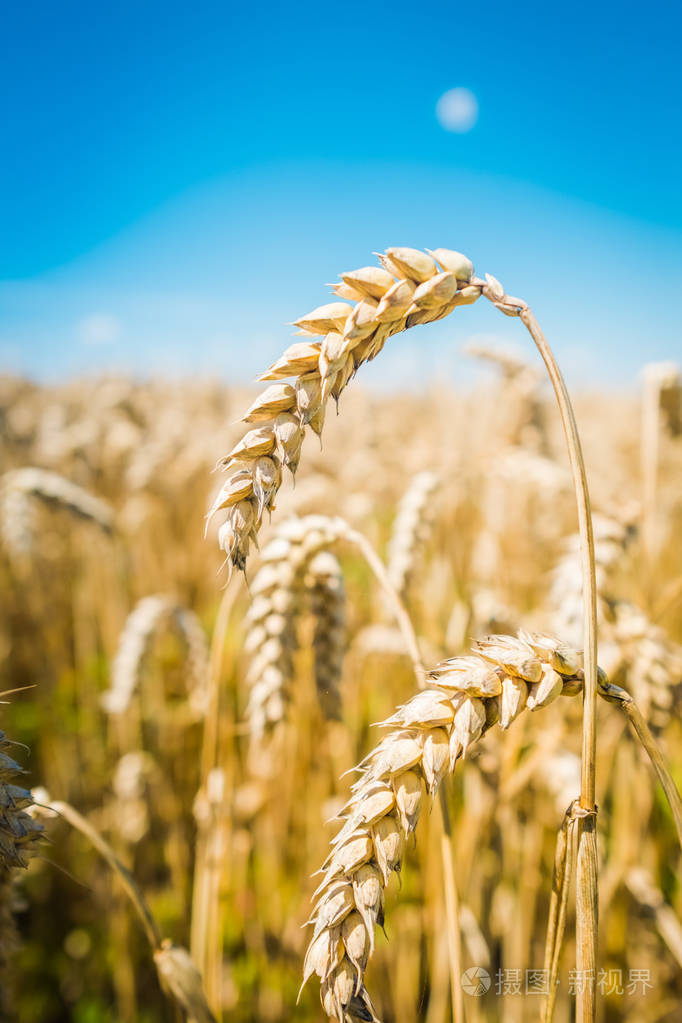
(436, 88, 479, 133)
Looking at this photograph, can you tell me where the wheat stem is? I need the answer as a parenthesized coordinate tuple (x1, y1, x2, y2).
(516, 307, 599, 1023)
(47, 799, 161, 950)
(438, 786, 465, 1023)
(343, 524, 425, 688)
(541, 805, 577, 1023)
(191, 580, 241, 1015)
(598, 678, 682, 846)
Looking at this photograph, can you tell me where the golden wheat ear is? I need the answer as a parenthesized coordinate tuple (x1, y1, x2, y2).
(302, 630, 587, 1022)
(212, 246, 525, 572)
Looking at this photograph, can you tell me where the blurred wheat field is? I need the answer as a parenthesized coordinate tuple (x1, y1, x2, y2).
(1, 348, 681, 1022)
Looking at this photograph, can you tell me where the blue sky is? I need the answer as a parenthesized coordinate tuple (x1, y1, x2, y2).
(2, 0, 681, 386)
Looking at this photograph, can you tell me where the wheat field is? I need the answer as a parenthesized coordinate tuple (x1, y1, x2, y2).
(1, 278, 681, 1023)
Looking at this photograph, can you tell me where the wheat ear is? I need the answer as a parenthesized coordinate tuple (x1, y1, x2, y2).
(307, 551, 346, 722)
(300, 630, 585, 1022)
(102, 595, 209, 715)
(386, 470, 438, 600)
(549, 513, 636, 647)
(608, 601, 682, 732)
(0, 731, 43, 1017)
(1, 467, 114, 533)
(549, 515, 681, 731)
(0, 467, 114, 560)
(245, 515, 423, 750)
(209, 247, 490, 571)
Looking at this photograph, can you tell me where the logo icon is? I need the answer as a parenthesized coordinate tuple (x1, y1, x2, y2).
(461, 967, 491, 996)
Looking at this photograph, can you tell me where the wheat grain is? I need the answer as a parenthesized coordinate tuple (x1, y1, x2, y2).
(0, 467, 114, 561)
(171, 606, 211, 716)
(102, 596, 174, 714)
(112, 752, 157, 844)
(300, 630, 588, 1022)
(549, 515, 680, 730)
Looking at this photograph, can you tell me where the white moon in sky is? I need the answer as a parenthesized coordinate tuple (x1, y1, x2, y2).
(436, 88, 479, 133)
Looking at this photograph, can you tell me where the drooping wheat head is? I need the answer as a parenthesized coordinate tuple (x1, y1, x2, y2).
(300, 630, 588, 1022)
(208, 247, 529, 571)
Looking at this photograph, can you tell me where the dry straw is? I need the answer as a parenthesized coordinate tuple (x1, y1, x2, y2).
(32, 792, 216, 1023)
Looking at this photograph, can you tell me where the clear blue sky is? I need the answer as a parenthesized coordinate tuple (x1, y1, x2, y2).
(2, 0, 681, 386)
